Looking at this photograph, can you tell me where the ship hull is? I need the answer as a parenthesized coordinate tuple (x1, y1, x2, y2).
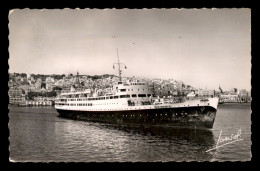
(56, 106, 216, 129)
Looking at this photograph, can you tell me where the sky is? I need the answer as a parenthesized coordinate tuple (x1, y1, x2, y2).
(8, 9, 251, 91)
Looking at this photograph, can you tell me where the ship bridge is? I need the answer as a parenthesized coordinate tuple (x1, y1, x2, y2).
(113, 81, 154, 96)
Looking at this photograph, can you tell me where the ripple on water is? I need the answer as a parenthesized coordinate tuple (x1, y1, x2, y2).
(9, 104, 251, 162)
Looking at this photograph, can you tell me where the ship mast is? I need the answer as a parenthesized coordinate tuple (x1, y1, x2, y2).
(113, 49, 127, 82)
(117, 50, 122, 81)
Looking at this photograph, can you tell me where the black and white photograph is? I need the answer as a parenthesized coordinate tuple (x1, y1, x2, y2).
(8, 8, 251, 162)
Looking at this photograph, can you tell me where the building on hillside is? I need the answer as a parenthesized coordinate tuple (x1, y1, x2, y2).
(35, 78, 42, 90)
(230, 88, 239, 94)
(46, 78, 54, 90)
(27, 73, 31, 80)
(187, 91, 196, 99)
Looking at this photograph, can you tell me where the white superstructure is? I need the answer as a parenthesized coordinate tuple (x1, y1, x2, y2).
(55, 81, 156, 111)
(55, 80, 219, 112)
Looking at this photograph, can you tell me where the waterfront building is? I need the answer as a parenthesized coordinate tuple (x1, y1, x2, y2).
(9, 96, 26, 105)
(25, 100, 52, 106)
(219, 94, 239, 103)
(9, 86, 23, 97)
(33, 96, 46, 101)
(198, 89, 215, 97)
(8, 87, 26, 104)
(219, 89, 251, 103)
(32, 96, 55, 105)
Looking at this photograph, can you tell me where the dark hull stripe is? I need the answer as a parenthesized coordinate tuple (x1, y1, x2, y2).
(56, 106, 217, 129)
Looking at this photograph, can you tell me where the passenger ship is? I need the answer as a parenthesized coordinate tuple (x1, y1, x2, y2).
(55, 53, 219, 129)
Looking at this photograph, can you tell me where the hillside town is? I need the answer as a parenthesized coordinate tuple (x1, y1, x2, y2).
(8, 72, 251, 106)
